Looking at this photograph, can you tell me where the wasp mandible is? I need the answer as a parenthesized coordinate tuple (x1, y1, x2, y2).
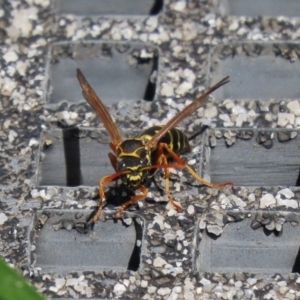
(77, 69, 233, 223)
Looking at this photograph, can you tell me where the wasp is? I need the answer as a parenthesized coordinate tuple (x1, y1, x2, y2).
(76, 69, 233, 223)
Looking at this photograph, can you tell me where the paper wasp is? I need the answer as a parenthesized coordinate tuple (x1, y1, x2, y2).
(77, 69, 232, 223)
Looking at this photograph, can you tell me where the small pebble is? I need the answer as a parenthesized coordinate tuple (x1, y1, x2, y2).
(0, 213, 8, 225)
(260, 194, 276, 208)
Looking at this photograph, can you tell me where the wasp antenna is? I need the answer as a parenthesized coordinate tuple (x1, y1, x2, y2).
(210, 76, 230, 91)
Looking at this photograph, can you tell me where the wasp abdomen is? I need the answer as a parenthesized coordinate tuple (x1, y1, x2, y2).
(139, 125, 191, 155)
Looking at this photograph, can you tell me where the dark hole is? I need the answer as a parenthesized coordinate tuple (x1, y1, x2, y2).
(296, 167, 300, 186)
(63, 127, 82, 186)
(127, 219, 143, 271)
(149, 0, 163, 15)
(292, 246, 300, 273)
(143, 56, 158, 101)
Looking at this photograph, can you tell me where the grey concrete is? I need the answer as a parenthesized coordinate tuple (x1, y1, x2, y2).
(211, 48, 300, 101)
(203, 129, 300, 187)
(197, 211, 300, 274)
(37, 129, 114, 187)
(47, 42, 157, 105)
(55, 0, 162, 16)
(33, 210, 143, 273)
(223, 0, 300, 18)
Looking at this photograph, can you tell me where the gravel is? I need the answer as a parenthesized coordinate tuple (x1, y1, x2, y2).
(1, 0, 300, 299)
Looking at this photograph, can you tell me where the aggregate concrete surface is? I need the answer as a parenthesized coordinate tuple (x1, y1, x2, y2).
(1, 0, 300, 299)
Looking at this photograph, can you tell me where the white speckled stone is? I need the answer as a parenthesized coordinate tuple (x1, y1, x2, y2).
(199, 220, 206, 229)
(8, 130, 17, 142)
(157, 287, 171, 296)
(277, 199, 298, 208)
(287, 100, 300, 116)
(277, 188, 294, 199)
(153, 214, 165, 230)
(248, 193, 255, 202)
(187, 205, 195, 215)
(205, 106, 218, 119)
(207, 225, 223, 236)
(200, 278, 211, 286)
(277, 112, 295, 127)
(176, 81, 193, 95)
(66, 278, 79, 286)
(182, 22, 197, 41)
(228, 194, 246, 207)
(140, 280, 148, 288)
(176, 229, 185, 240)
(147, 286, 157, 294)
(173, 1, 186, 12)
(0, 213, 8, 225)
(247, 278, 257, 285)
(113, 283, 126, 297)
(260, 193, 276, 208)
(219, 114, 234, 126)
(161, 83, 174, 97)
(153, 256, 167, 267)
(55, 278, 66, 290)
(229, 21, 239, 31)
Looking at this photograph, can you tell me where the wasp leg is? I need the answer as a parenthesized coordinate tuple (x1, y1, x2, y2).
(91, 172, 123, 224)
(108, 152, 118, 172)
(159, 143, 233, 188)
(154, 144, 183, 212)
(114, 185, 148, 219)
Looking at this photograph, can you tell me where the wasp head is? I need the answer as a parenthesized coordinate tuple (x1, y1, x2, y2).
(116, 139, 151, 189)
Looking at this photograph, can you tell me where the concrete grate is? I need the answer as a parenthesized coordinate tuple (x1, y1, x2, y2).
(221, 0, 300, 18)
(201, 128, 300, 187)
(45, 42, 159, 106)
(54, 0, 163, 16)
(209, 42, 300, 102)
(30, 210, 144, 273)
(196, 210, 300, 274)
(37, 128, 114, 187)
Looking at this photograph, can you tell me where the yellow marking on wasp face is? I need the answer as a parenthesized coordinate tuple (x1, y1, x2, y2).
(128, 174, 142, 181)
(128, 165, 141, 171)
(119, 153, 139, 158)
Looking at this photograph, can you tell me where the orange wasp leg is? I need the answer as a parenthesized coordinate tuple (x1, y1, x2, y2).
(108, 153, 118, 172)
(153, 144, 183, 212)
(158, 143, 234, 188)
(114, 185, 148, 219)
(91, 171, 125, 224)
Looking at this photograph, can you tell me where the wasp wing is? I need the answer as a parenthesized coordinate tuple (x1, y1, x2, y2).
(76, 69, 123, 147)
(146, 76, 230, 149)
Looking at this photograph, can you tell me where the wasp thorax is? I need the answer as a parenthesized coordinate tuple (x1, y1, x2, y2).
(116, 139, 151, 189)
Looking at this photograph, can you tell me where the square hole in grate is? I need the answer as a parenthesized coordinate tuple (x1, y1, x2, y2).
(196, 211, 300, 274)
(37, 128, 114, 187)
(45, 42, 158, 106)
(54, 0, 163, 16)
(201, 129, 300, 187)
(209, 42, 300, 102)
(220, 0, 300, 18)
(30, 210, 144, 273)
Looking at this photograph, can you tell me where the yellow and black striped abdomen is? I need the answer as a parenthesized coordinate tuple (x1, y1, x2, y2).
(139, 125, 191, 155)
